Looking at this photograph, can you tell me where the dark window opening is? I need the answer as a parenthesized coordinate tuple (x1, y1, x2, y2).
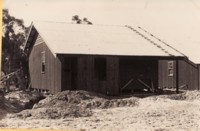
(94, 58, 107, 81)
(41, 62, 45, 73)
(41, 51, 45, 74)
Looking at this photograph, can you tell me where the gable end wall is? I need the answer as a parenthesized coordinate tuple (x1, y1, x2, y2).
(29, 34, 61, 94)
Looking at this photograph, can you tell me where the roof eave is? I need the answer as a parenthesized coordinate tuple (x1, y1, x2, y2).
(23, 22, 34, 52)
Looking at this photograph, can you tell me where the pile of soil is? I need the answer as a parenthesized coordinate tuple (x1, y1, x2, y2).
(11, 90, 200, 120)
(2, 90, 200, 130)
(13, 90, 139, 119)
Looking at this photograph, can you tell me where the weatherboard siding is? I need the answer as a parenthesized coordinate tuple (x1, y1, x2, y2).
(29, 34, 61, 94)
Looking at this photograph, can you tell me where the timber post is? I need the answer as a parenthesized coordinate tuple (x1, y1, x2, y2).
(176, 59, 179, 94)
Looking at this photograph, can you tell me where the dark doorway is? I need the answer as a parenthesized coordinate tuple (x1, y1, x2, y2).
(61, 56, 77, 91)
(119, 57, 158, 93)
(94, 58, 107, 81)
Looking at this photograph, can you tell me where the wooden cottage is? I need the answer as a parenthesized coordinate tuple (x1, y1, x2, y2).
(23, 22, 200, 95)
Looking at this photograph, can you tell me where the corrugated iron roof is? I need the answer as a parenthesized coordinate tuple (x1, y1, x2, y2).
(31, 21, 184, 57)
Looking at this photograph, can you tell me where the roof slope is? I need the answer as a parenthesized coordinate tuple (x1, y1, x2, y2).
(30, 21, 184, 57)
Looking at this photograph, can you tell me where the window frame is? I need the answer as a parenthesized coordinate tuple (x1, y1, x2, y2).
(168, 61, 174, 77)
(41, 51, 46, 74)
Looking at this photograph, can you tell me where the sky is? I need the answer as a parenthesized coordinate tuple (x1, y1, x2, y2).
(3, 0, 200, 63)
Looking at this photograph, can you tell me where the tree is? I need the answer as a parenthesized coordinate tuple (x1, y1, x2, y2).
(2, 9, 27, 91)
(72, 15, 93, 25)
(72, 15, 82, 24)
(83, 18, 92, 25)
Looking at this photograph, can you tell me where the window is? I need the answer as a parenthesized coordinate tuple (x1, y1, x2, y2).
(168, 61, 174, 76)
(41, 51, 45, 73)
(94, 58, 107, 81)
(168, 69, 174, 76)
(168, 61, 174, 69)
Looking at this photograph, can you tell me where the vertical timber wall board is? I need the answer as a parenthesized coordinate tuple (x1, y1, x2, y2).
(86, 56, 95, 92)
(76, 55, 96, 92)
(77, 56, 87, 91)
(199, 65, 200, 90)
(158, 60, 177, 88)
(179, 60, 198, 90)
(29, 34, 61, 94)
(158, 59, 198, 90)
(77, 55, 105, 94)
(107, 56, 119, 95)
(75, 55, 119, 95)
(29, 44, 42, 90)
(56, 57, 62, 93)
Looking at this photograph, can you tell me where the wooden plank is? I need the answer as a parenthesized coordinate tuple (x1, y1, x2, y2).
(199, 65, 200, 90)
(179, 60, 198, 90)
(77, 56, 87, 90)
(86, 56, 93, 92)
(158, 60, 176, 89)
(121, 78, 134, 91)
(114, 57, 119, 94)
(176, 59, 179, 93)
(137, 78, 152, 90)
(56, 58, 62, 93)
(107, 56, 119, 95)
(90, 56, 95, 92)
(29, 42, 43, 90)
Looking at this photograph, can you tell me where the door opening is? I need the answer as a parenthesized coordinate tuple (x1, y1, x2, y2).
(61, 56, 77, 91)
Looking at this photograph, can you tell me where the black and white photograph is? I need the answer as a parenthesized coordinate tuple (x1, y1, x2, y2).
(1, 0, 200, 130)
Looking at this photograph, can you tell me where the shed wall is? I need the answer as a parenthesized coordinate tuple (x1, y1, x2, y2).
(29, 34, 199, 94)
(199, 65, 200, 90)
(59, 55, 119, 95)
(179, 60, 198, 90)
(76, 55, 119, 95)
(29, 34, 61, 94)
(159, 59, 198, 90)
(158, 60, 177, 89)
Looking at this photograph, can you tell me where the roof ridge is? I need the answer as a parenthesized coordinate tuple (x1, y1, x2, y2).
(125, 25, 173, 56)
(32, 21, 125, 27)
(137, 26, 187, 57)
(33, 20, 67, 24)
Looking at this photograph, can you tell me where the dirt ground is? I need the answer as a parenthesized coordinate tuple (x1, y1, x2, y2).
(1, 90, 200, 131)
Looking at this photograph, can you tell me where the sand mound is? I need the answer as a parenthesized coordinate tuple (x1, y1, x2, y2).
(34, 90, 138, 109)
(7, 90, 200, 120)
(159, 90, 200, 101)
(13, 90, 139, 119)
(2, 90, 200, 130)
